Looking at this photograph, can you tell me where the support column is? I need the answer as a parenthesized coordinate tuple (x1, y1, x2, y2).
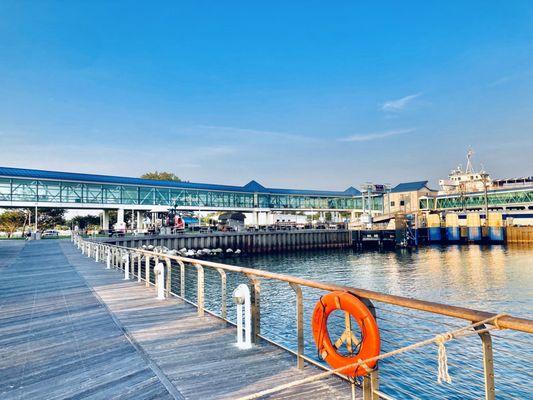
(264, 211, 272, 226)
(115, 208, 125, 232)
(136, 211, 142, 230)
(117, 208, 125, 225)
(102, 210, 110, 232)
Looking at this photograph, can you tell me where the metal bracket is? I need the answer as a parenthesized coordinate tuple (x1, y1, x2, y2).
(474, 323, 495, 400)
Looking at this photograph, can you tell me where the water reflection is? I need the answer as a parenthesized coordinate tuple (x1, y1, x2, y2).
(206, 245, 532, 399)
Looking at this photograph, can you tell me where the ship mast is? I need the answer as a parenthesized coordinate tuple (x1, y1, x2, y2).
(465, 148, 474, 173)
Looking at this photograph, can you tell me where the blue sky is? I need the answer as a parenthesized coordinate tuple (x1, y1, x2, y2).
(0, 1, 532, 190)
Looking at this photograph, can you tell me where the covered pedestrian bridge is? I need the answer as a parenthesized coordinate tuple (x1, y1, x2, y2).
(0, 166, 383, 213)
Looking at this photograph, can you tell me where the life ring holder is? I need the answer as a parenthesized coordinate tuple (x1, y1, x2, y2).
(311, 291, 381, 377)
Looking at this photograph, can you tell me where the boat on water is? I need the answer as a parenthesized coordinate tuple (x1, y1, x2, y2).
(438, 149, 533, 195)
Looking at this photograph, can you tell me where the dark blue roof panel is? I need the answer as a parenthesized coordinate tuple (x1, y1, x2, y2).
(0, 166, 360, 198)
(391, 180, 430, 193)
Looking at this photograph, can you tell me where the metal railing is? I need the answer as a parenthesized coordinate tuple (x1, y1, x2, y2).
(73, 235, 533, 400)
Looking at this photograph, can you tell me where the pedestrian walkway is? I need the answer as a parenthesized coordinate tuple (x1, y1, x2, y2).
(0, 240, 352, 399)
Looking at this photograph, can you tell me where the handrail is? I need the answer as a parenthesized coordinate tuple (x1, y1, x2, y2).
(96, 240, 533, 334)
(75, 235, 532, 400)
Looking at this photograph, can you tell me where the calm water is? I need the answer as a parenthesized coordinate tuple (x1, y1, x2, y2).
(174, 245, 533, 399)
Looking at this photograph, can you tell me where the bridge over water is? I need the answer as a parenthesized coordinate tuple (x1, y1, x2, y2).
(1, 166, 532, 229)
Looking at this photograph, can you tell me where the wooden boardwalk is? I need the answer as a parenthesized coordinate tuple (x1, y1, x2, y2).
(0, 240, 353, 400)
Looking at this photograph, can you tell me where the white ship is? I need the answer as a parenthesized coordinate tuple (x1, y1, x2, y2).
(438, 149, 491, 194)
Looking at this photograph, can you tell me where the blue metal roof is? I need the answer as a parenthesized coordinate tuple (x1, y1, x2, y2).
(0, 166, 360, 198)
(391, 181, 430, 193)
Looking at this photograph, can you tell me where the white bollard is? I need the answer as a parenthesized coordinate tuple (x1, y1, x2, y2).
(106, 248, 111, 269)
(233, 284, 252, 349)
(81, 243, 85, 255)
(95, 246, 99, 263)
(154, 262, 165, 300)
(123, 254, 130, 280)
(87, 243, 91, 257)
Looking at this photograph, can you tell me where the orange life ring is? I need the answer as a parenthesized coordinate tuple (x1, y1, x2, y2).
(312, 291, 380, 376)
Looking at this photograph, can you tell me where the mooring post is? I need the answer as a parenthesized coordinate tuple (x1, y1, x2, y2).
(233, 284, 252, 349)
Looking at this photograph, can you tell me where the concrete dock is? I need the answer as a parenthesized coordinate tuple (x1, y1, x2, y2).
(0, 240, 352, 399)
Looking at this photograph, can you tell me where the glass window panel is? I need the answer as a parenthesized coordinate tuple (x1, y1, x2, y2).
(0, 178, 11, 201)
(122, 186, 138, 205)
(85, 184, 103, 204)
(62, 183, 83, 203)
(37, 181, 61, 202)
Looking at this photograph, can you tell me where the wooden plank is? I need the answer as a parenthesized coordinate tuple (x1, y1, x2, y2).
(0, 240, 353, 400)
(61, 241, 353, 399)
(0, 240, 174, 400)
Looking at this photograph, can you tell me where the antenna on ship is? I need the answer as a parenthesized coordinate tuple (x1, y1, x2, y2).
(466, 148, 474, 173)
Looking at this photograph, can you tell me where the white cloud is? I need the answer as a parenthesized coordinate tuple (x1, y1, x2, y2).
(381, 93, 421, 112)
(196, 125, 319, 143)
(340, 128, 415, 142)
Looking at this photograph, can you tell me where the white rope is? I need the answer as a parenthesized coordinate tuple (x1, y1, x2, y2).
(435, 333, 452, 384)
(235, 314, 508, 400)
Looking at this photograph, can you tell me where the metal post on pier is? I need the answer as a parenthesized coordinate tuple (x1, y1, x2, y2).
(155, 262, 165, 300)
(474, 324, 495, 400)
(124, 253, 130, 280)
(216, 268, 227, 319)
(164, 258, 172, 297)
(195, 263, 205, 316)
(248, 277, 261, 344)
(145, 255, 150, 287)
(137, 253, 142, 282)
(289, 282, 304, 370)
(178, 260, 185, 300)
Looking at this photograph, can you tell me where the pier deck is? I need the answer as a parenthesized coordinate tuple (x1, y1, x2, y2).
(0, 240, 352, 400)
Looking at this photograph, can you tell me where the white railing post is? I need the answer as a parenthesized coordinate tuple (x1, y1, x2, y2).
(124, 253, 130, 280)
(87, 243, 91, 257)
(155, 262, 165, 300)
(137, 254, 142, 282)
(233, 284, 252, 349)
(95, 245, 99, 263)
(106, 247, 111, 269)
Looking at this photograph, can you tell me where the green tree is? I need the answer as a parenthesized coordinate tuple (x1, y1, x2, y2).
(69, 215, 100, 230)
(0, 210, 26, 238)
(36, 208, 66, 231)
(141, 171, 181, 182)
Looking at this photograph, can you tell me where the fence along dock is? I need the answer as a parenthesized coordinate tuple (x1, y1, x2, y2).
(0, 240, 351, 399)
